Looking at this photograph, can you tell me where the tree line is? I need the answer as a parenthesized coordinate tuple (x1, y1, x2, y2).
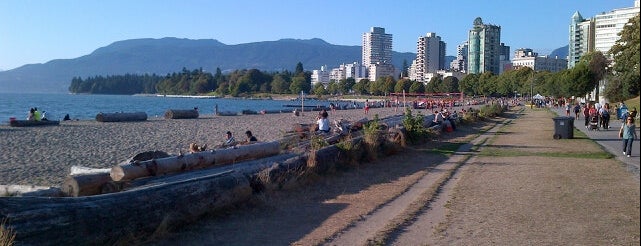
(69, 15, 638, 102)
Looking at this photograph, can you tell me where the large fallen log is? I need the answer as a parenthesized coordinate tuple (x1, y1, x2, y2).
(164, 109, 199, 119)
(9, 120, 60, 127)
(95, 112, 147, 122)
(104, 153, 301, 194)
(0, 170, 251, 246)
(110, 141, 280, 181)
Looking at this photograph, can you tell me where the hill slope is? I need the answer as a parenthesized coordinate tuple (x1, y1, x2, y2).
(0, 37, 417, 93)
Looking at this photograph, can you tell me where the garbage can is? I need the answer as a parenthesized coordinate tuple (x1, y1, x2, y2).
(552, 116, 574, 139)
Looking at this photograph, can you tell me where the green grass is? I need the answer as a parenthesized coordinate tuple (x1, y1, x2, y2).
(624, 96, 640, 112)
(479, 148, 613, 159)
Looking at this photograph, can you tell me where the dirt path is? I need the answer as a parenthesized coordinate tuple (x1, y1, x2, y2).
(146, 107, 640, 245)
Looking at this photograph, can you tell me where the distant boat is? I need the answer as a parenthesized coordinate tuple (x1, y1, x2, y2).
(10, 120, 60, 127)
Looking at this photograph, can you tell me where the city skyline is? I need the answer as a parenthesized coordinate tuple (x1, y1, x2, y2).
(0, 0, 634, 71)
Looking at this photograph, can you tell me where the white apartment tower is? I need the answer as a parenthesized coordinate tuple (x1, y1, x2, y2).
(568, 0, 639, 68)
(311, 65, 330, 86)
(362, 27, 395, 81)
(411, 32, 445, 83)
(594, 0, 640, 55)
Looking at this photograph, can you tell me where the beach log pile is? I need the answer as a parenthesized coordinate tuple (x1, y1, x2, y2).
(0, 170, 251, 246)
(164, 109, 199, 119)
(111, 141, 280, 182)
(95, 112, 147, 122)
(0, 113, 421, 245)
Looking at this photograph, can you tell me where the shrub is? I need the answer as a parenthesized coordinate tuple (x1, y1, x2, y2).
(478, 104, 505, 118)
(363, 114, 384, 160)
(402, 108, 429, 144)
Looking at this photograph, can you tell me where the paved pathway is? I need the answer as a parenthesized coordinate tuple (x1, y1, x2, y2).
(551, 107, 640, 179)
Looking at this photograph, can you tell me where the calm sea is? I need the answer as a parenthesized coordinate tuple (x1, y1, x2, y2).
(0, 93, 318, 124)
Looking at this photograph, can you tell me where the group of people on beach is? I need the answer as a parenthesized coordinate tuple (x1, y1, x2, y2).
(27, 107, 47, 121)
(190, 130, 259, 153)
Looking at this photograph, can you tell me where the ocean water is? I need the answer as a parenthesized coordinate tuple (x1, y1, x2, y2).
(0, 93, 318, 124)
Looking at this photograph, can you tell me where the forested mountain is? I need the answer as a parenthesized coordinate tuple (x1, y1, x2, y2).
(0, 37, 417, 93)
(549, 45, 568, 58)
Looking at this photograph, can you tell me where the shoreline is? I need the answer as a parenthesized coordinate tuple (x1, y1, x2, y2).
(0, 107, 410, 187)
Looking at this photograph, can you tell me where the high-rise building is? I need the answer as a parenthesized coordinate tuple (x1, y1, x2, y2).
(362, 27, 395, 81)
(410, 32, 446, 83)
(568, 0, 639, 68)
(569, 12, 595, 68)
(594, 0, 640, 55)
(467, 17, 502, 75)
(450, 41, 468, 73)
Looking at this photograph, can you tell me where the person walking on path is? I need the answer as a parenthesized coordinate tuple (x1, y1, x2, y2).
(619, 116, 638, 157)
(582, 104, 591, 128)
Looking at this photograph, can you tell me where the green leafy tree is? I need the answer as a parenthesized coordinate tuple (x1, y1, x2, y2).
(339, 78, 356, 94)
(607, 14, 640, 101)
(580, 51, 609, 99)
(565, 61, 595, 98)
(271, 74, 290, 94)
(477, 72, 497, 96)
(289, 76, 310, 94)
(313, 83, 328, 97)
(353, 79, 369, 95)
(441, 76, 460, 93)
(409, 81, 425, 93)
(459, 73, 479, 96)
(394, 79, 412, 93)
(295, 62, 304, 75)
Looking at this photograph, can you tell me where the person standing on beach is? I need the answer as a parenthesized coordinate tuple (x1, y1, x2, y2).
(619, 116, 637, 157)
(364, 99, 370, 114)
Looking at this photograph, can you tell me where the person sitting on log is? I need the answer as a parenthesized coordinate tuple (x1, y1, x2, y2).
(240, 130, 258, 145)
(189, 143, 207, 153)
(316, 109, 331, 133)
(220, 131, 237, 148)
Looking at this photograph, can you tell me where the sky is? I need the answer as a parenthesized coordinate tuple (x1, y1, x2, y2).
(0, 0, 635, 71)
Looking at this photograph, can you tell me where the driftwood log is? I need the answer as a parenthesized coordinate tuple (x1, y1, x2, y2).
(106, 153, 301, 194)
(110, 141, 281, 181)
(0, 185, 62, 197)
(95, 112, 147, 122)
(9, 120, 60, 127)
(61, 171, 112, 197)
(164, 109, 199, 119)
(0, 170, 251, 246)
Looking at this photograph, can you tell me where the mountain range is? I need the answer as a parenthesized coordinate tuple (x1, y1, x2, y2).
(0, 37, 420, 93)
(0, 37, 566, 94)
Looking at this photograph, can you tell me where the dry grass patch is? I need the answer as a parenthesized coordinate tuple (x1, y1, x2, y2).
(436, 156, 640, 245)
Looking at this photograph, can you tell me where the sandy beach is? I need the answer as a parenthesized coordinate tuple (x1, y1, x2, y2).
(0, 106, 408, 187)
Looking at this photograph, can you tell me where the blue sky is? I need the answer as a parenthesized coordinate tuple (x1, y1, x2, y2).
(0, 0, 635, 71)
